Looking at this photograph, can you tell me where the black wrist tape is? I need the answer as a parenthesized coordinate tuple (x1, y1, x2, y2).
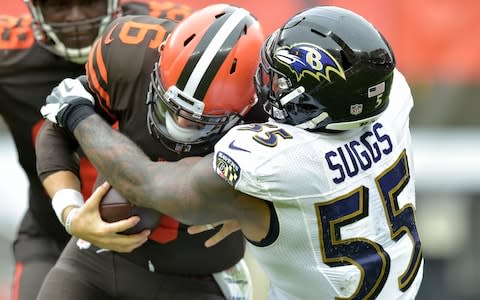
(61, 99, 96, 133)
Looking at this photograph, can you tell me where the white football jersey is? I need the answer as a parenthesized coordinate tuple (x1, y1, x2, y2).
(213, 70, 423, 300)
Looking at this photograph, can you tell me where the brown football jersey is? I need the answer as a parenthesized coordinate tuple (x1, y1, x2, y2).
(0, 0, 193, 250)
(86, 14, 246, 274)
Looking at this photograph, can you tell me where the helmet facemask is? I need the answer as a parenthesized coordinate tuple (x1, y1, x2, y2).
(147, 63, 243, 155)
(255, 38, 332, 130)
(25, 0, 119, 64)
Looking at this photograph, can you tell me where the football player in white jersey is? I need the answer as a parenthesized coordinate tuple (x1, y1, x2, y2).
(40, 6, 424, 300)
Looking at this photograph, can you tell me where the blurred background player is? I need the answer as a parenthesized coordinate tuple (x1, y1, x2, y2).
(41, 6, 424, 300)
(0, 0, 191, 299)
(35, 4, 267, 299)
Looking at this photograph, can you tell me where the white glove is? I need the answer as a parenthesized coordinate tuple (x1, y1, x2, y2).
(40, 77, 95, 126)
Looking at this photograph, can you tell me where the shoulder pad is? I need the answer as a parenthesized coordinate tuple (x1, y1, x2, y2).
(214, 122, 295, 189)
(147, 2, 193, 21)
(121, 2, 193, 22)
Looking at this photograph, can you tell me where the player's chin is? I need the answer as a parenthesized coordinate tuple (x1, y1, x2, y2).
(59, 32, 97, 48)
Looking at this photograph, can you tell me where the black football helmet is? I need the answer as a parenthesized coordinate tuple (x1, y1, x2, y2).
(25, 0, 119, 63)
(255, 6, 396, 131)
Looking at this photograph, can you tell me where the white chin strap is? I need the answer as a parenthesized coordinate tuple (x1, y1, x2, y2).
(296, 112, 330, 130)
(297, 112, 380, 131)
(165, 112, 203, 142)
(325, 115, 380, 131)
(280, 85, 381, 131)
(277, 85, 329, 130)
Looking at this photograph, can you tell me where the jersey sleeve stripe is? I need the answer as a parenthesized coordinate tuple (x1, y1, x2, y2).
(95, 37, 109, 85)
(86, 39, 111, 108)
(86, 62, 114, 119)
(86, 40, 116, 120)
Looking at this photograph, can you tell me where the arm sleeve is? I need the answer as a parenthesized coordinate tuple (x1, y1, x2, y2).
(36, 120, 81, 181)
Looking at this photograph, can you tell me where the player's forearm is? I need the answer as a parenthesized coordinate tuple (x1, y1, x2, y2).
(42, 170, 81, 198)
(72, 113, 235, 224)
(35, 121, 84, 226)
(72, 113, 159, 209)
(42, 170, 83, 226)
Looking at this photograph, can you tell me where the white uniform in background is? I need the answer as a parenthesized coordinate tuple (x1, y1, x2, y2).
(214, 70, 424, 300)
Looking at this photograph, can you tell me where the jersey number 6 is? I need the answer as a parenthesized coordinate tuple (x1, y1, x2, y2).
(118, 21, 168, 49)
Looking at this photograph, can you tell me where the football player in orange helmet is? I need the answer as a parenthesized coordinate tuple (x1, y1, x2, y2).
(36, 4, 266, 299)
(146, 4, 264, 155)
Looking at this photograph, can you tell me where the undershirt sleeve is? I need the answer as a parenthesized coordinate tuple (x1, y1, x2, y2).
(35, 120, 81, 181)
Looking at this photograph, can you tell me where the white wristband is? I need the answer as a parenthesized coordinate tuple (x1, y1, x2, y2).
(51, 189, 84, 225)
(65, 208, 80, 235)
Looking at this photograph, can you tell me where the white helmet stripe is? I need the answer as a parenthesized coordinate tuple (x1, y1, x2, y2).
(184, 8, 250, 95)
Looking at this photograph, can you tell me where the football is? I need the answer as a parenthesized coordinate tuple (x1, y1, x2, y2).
(100, 187, 161, 234)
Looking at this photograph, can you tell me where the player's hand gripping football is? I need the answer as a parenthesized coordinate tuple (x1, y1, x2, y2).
(40, 77, 95, 130)
(68, 182, 150, 253)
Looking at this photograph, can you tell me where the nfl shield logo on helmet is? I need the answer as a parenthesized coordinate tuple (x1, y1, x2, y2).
(350, 104, 363, 115)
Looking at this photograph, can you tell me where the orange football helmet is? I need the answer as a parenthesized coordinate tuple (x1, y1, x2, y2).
(147, 4, 265, 155)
